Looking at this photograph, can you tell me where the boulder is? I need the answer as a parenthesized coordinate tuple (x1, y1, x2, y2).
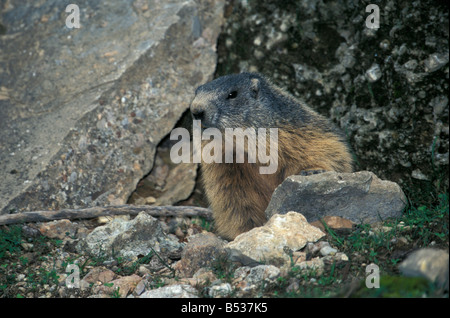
(265, 171, 407, 224)
(0, 0, 225, 214)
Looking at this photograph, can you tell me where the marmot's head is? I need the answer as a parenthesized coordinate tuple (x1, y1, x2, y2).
(190, 73, 278, 130)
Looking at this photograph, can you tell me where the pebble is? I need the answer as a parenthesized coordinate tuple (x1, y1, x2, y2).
(365, 63, 382, 82)
(139, 284, 199, 298)
(208, 283, 233, 298)
(320, 246, 338, 256)
(296, 257, 325, 275)
(423, 52, 449, 72)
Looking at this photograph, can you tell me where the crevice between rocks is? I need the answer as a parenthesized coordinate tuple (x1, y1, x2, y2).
(127, 109, 208, 209)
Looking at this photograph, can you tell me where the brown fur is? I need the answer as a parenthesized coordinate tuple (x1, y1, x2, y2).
(191, 73, 353, 240)
(200, 125, 353, 240)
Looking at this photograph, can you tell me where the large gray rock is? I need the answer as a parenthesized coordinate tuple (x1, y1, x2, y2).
(265, 171, 407, 224)
(0, 0, 225, 214)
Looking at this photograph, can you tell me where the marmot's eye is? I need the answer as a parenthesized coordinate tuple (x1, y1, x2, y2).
(227, 91, 238, 99)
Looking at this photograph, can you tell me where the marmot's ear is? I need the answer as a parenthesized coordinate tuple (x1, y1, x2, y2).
(250, 78, 260, 99)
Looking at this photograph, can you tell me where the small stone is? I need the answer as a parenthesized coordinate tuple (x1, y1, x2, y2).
(39, 219, 78, 240)
(253, 49, 265, 60)
(208, 283, 232, 298)
(20, 242, 34, 251)
(225, 248, 260, 267)
(411, 169, 429, 181)
(310, 216, 354, 232)
(139, 284, 198, 298)
(296, 257, 325, 275)
(244, 265, 281, 286)
(134, 279, 147, 296)
(423, 52, 449, 72)
(431, 95, 448, 117)
(403, 59, 418, 70)
(305, 242, 320, 255)
(109, 275, 142, 298)
(136, 265, 149, 276)
(334, 252, 349, 262)
(192, 268, 217, 285)
(320, 246, 338, 256)
(173, 232, 227, 278)
(379, 39, 390, 50)
(145, 196, 156, 204)
(365, 63, 382, 82)
(292, 251, 307, 264)
(98, 270, 117, 284)
(286, 278, 300, 293)
(82, 268, 116, 284)
(21, 225, 41, 238)
(253, 35, 263, 46)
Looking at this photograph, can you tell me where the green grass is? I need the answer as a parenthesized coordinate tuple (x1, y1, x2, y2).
(0, 225, 23, 259)
(350, 275, 436, 298)
(0, 225, 79, 297)
(403, 193, 449, 246)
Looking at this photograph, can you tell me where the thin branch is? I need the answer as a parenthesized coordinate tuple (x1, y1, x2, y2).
(0, 205, 213, 225)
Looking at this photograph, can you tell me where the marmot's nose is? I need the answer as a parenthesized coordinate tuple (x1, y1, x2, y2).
(191, 109, 204, 121)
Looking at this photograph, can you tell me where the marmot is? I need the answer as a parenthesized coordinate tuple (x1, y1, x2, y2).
(190, 72, 353, 240)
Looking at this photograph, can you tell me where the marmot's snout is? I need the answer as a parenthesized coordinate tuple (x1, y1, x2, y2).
(190, 93, 216, 128)
(190, 106, 204, 121)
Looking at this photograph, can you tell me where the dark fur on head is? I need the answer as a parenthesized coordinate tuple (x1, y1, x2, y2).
(191, 72, 317, 130)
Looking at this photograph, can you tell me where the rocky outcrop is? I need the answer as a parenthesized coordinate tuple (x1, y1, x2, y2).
(0, 0, 225, 214)
(215, 0, 449, 188)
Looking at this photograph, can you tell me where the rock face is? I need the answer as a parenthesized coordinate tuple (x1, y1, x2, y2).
(215, 0, 449, 188)
(76, 212, 184, 261)
(225, 212, 325, 266)
(0, 0, 225, 214)
(265, 171, 407, 224)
